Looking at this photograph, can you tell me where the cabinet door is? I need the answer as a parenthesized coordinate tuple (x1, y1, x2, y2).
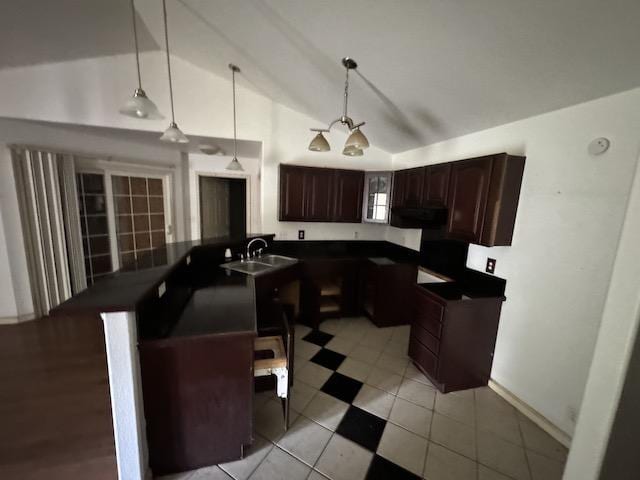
(422, 163, 451, 206)
(279, 165, 306, 221)
(403, 167, 425, 207)
(447, 158, 493, 243)
(333, 170, 364, 223)
(391, 170, 407, 209)
(305, 169, 333, 221)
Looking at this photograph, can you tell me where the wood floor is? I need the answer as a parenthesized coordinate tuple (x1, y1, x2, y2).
(0, 314, 117, 479)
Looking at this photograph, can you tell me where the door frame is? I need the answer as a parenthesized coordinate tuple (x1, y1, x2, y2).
(75, 158, 175, 271)
(194, 171, 251, 240)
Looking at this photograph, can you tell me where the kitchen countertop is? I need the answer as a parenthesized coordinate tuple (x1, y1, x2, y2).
(54, 233, 274, 314)
(169, 271, 256, 338)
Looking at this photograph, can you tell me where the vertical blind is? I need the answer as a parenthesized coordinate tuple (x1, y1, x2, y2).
(11, 147, 86, 317)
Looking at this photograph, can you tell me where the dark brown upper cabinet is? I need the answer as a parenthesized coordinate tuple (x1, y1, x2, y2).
(390, 153, 524, 246)
(447, 154, 525, 246)
(279, 165, 307, 221)
(305, 168, 333, 221)
(402, 167, 424, 207)
(279, 164, 364, 223)
(333, 169, 365, 223)
(446, 158, 493, 243)
(422, 163, 451, 207)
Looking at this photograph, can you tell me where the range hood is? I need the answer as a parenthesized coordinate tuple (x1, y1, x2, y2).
(390, 205, 447, 228)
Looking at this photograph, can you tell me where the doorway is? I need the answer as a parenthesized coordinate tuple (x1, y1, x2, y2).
(199, 176, 247, 239)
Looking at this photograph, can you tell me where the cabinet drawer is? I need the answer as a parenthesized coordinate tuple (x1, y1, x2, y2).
(411, 324, 439, 355)
(413, 288, 444, 337)
(409, 337, 438, 379)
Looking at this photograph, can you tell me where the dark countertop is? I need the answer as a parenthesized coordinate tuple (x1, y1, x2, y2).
(54, 233, 274, 314)
(271, 240, 420, 263)
(417, 268, 507, 301)
(169, 271, 256, 339)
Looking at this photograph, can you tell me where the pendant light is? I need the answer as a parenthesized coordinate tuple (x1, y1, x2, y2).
(119, 0, 163, 119)
(226, 64, 244, 171)
(308, 57, 369, 156)
(159, 0, 189, 143)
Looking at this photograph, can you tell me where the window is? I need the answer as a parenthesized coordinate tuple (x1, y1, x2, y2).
(363, 172, 392, 223)
(77, 173, 112, 285)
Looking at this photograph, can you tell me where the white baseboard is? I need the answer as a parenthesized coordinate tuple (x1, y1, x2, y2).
(0, 312, 36, 325)
(489, 379, 572, 448)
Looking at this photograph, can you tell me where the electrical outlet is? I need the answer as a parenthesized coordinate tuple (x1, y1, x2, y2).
(298, 230, 305, 240)
(486, 258, 496, 274)
(354, 231, 359, 239)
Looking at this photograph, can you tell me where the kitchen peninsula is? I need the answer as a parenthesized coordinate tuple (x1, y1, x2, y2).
(56, 234, 507, 478)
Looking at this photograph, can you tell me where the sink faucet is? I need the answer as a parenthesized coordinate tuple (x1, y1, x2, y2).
(246, 237, 268, 259)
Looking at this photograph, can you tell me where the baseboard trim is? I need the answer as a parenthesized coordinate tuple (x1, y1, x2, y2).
(489, 379, 572, 448)
(0, 313, 36, 325)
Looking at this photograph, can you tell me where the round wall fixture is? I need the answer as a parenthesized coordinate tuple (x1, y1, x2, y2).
(588, 137, 610, 156)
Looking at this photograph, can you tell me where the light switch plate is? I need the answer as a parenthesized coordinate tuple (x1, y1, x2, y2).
(486, 258, 496, 274)
(298, 230, 305, 240)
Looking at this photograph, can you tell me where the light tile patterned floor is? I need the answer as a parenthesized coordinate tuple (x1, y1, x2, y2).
(158, 317, 568, 480)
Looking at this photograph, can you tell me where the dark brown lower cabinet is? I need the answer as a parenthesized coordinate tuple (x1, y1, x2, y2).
(361, 259, 417, 327)
(139, 332, 254, 475)
(410, 284, 504, 393)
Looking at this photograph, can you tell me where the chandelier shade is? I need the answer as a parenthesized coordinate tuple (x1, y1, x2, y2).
(345, 127, 369, 149)
(120, 88, 163, 119)
(160, 122, 189, 143)
(226, 64, 244, 172)
(308, 57, 369, 156)
(343, 145, 364, 156)
(159, 0, 189, 143)
(308, 132, 330, 152)
(120, 0, 163, 120)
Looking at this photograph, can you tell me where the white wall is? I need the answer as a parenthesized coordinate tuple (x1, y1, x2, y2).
(563, 137, 640, 479)
(0, 53, 393, 317)
(390, 87, 640, 436)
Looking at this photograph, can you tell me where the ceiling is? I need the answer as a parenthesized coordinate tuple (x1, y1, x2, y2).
(3, 1, 640, 153)
(0, 0, 157, 69)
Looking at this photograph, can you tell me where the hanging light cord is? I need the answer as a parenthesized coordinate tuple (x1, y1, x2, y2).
(232, 67, 238, 160)
(130, 0, 142, 89)
(342, 65, 350, 119)
(162, 0, 176, 123)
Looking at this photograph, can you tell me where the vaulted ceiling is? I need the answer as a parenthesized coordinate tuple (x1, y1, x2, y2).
(3, 0, 640, 153)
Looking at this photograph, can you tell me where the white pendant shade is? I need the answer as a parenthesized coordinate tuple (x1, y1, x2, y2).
(308, 132, 330, 152)
(120, 88, 163, 119)
(160, 122, 189, 143)
(343, 145, 364, 156)
(226, 157, 244, 171)
(345, 128, 369, 149)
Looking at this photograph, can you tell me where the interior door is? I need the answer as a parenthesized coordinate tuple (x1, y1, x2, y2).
(447, 158, 493, 243)
(200, 177, 230, 238)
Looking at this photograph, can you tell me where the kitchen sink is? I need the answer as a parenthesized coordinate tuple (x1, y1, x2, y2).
(255, 254, 298, 267)
(221, 255, 298, 276)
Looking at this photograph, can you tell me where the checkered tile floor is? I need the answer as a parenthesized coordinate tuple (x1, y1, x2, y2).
(158, 317, 569, 480)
